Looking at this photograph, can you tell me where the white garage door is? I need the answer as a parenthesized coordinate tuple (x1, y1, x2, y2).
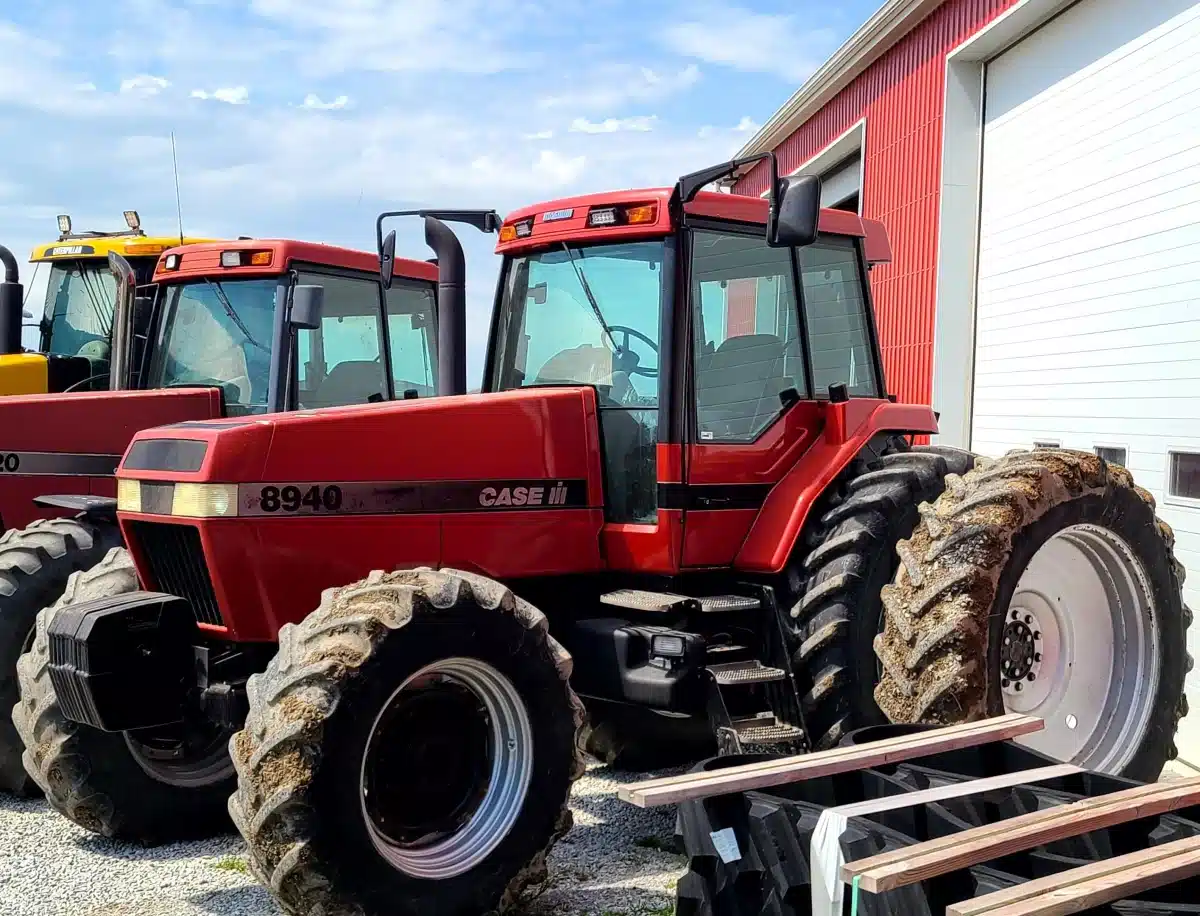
(971, 0, 1200, 765)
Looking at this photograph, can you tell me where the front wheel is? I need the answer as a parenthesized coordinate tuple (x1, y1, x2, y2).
(229, 567, 587, 916)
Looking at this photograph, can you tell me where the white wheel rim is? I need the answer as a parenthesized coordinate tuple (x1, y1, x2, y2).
(1005, 524, 1160, 773)
(359, 657, 534, 880)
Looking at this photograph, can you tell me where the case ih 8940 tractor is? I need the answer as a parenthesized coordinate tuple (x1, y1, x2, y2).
(0, 220, 490, 796)
(13, 158, 1189, 916)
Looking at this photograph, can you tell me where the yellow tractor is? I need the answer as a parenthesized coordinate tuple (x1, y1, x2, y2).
(0, 211, 216, 396)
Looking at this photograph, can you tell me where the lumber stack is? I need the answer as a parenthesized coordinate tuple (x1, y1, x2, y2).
(617, 716, 1200, 915)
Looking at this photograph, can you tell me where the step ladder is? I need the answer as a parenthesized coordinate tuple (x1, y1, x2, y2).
(599, 585, 809, 755)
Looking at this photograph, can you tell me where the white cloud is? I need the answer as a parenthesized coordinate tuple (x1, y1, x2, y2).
(119, 74, 171, 95)
(539, 64, 700, 111)
(301, 93, 349, 110)
(191, 86, 250, 104)
(569, 115, 657, 134)
(523, 129, 554, 141)
(664, 5, 838, 82)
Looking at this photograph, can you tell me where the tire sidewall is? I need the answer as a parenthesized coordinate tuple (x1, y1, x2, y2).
(314, 610, 577, 915)
(986, 486, 1186, 782)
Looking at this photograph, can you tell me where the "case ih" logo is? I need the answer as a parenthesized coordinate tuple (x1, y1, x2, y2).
(478, 482, 571, 507)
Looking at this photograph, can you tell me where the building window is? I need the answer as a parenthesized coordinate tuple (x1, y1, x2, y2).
(1033, 440, 1059, 449)
(1169, 452, 1200, 500)
(1094, 446, 1127, 467)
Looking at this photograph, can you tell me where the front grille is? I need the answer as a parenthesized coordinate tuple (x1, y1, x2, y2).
(128, 521, 224, 627)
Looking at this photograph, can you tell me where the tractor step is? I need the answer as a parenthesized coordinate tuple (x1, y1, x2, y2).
(708, 659, 786, 686)
(697, 594, 761, 613)
(600, 589, 698, 614)
(599, 590, 761, 615)
(730, 713, 804, 745)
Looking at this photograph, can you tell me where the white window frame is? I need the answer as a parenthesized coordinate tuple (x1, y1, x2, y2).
(1093, 442, 1130, 468)
(1165, 446, 1200, 509)
(761, 118, 866, 215)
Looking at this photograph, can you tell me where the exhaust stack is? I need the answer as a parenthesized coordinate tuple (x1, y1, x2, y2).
(0, 245, 23, 356)
(375, 208, 500, 398)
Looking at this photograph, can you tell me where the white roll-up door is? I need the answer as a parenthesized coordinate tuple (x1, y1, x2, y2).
(971, 0, 1200, 764)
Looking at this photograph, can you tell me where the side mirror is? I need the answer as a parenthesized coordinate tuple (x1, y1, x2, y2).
(290, 284, 324, 330)
(133, 296, 154, 336)
(380, 229, 397, 290)
(22, 310, 32, 320)
(529, 282, 548, 305)
(769, 174, 822, 248)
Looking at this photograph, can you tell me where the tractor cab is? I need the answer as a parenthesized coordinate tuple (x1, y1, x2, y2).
(4, 211, 218, 395)
(484, 158, 898, 570)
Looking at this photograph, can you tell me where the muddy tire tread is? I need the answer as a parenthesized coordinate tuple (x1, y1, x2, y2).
(228, 566, 588, 916)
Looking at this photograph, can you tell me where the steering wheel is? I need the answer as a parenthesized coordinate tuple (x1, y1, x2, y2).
(608, 325, 659, 378)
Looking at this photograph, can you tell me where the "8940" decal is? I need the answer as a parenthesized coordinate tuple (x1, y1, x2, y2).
(255, 484, 343, 513)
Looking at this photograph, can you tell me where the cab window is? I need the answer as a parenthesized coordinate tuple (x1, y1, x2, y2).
(385, 279, 437, 397)
(492, 240, 665, 524)
(800, 237, 879, 399)
(295, 272, 389, 409)
(690, 229, 806, 442)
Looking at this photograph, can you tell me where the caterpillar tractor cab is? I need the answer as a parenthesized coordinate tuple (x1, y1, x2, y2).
(17, 159, 1189, 916)
(0, 211, 218, 396)
(0, 219, 492, 797)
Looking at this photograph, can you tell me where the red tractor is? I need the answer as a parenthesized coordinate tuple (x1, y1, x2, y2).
(14, 158, 1188, 916)
(0, 216, 493, 795)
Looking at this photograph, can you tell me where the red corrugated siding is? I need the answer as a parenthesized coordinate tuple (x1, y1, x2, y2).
(736, 0, 1019, 409)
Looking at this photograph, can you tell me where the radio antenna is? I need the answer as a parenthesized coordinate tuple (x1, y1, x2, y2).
(170, 131, 184, 245)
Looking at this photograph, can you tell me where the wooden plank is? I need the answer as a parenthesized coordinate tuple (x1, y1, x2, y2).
(617, 714, 1043, 808)
(951, 836, 1200, 916)
(841, 776, 1189, 882)
(841, 776, 1200, 894)
(947, 835, 1200, 916)
(831, 763, 1081, 819)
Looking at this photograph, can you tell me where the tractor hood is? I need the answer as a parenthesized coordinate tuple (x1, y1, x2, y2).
(0, 386, 223, 531)
(117, 387, 607, 511)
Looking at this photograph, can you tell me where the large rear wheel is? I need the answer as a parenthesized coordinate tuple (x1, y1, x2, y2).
(875, 448, 1191, 781)
(12, 546, 236, 842)
(229, 567, 587, 916)
(0, 517, 121, 795)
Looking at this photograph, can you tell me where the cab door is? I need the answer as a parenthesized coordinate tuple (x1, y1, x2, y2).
(680, 224, 883, 568)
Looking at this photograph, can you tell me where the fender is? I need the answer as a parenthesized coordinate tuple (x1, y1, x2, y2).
(734, 399, 938, 573)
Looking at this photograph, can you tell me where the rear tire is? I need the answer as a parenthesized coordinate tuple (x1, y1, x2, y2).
(229, 567, 587, 916)
(12, 546, 236, 843)
(874, 448, 1191, 781)
(0, 517, 121, 795)
(789, 441, 979, 750)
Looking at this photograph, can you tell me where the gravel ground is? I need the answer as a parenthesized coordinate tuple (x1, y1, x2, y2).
(0, 761, 688, 916)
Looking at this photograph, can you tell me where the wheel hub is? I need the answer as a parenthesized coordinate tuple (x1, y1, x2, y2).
(1000, 612, 1042, 690)
(359, 657, 534, 880)
(1003, 524, 1160, 773)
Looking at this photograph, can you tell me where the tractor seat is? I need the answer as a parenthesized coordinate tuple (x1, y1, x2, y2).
(695, 333, 792, 439)
(307, 360, 385, 409)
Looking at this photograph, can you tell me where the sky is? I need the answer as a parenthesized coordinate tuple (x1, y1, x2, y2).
(7, 0, 881, 384)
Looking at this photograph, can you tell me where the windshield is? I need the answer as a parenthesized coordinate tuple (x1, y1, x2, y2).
(490, 240, 665, 406)
(40, 261, 118, 361)
(147, 277, 278, 414)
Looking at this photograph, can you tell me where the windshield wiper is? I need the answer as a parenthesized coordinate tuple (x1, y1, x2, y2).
(204, 278, 269, 352)
(560, 242, 617, 350)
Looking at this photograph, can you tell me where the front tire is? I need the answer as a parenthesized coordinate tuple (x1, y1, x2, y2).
(12, 546, 236, 843)
(874, 448, 1191, 781)
(0, 517, 121, 795)
(229, 567, 587, 916)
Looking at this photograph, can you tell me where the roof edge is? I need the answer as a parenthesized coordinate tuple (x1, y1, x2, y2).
(729, 0, 947, 181)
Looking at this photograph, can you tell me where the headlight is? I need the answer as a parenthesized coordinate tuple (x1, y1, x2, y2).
(116, 478, 142, 512)
(171, 483, 240, 518)
(115, 480, 240, 517)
